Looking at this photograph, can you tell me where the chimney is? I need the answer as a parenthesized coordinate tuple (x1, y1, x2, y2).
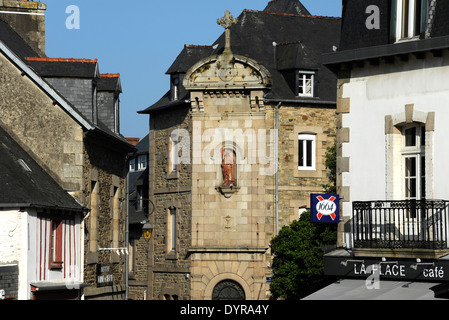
(0, 0, 47, 57)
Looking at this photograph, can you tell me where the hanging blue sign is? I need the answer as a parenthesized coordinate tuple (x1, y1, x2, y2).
(311, 194, 340, 223)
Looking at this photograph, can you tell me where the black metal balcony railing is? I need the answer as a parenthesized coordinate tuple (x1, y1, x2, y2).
(353, 200, 449, 250)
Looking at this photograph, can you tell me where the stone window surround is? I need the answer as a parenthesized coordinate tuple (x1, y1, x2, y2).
(289, 125, 327, 178)
(385, 104, 435, 200)
(87, 169, 99, 264)
(167, 133, 180, 180)
(164, 199, 181, 260)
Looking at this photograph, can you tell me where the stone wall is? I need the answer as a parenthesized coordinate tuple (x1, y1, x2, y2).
(147, 104, 192, 300)
(266, 103, 337, 227)
(0, 0, 46, 56)
(82, 139, 128, 300)
(0, 51, 84, 198)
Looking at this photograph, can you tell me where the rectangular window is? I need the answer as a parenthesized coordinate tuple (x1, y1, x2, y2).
(298, 71, 314, 97)
(136, 185, 143, 211)
(298, 134, 316, 170)
(172, 75, 179, 101)
(129, 159, 136, 172)
(393, 0, 427, 41)
(402, 124, 425, 202)
(128, 238, 135, 275)
(49, 219, 63, 269)
(138, 155, 148, 170)
(168, 208, 177, 253)
(169, 136, 179, 173)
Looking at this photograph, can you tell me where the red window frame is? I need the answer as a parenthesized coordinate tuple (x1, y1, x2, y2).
(49, 219, 63, 269)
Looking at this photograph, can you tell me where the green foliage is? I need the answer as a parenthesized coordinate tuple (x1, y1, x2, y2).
(322, 142, 337, 194)
(269, 211, 337, 300)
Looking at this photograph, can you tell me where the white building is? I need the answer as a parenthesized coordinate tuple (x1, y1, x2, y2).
(308, 0, 449, 300)
(0, 126, 86, 300)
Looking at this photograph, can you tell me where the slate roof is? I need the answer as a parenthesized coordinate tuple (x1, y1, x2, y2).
(140, 0, 341, 114)
(0, 125, 84, 212)
(264, 0, 311, 15)
(98, 73, 122, 93)
(25, 57, 99, 79)
(0, 19, 134, 154)
(166, 45, 214, 74)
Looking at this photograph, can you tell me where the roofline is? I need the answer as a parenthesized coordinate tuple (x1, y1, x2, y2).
(323, 35, 449, 71)
(26, 57, 98, 64)
(0, 41, 95, 130)
(243, 9, 341, 20)
(137, 98, 190, 114)
(0, 203, 86, 213)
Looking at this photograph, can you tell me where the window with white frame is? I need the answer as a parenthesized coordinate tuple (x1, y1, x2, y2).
(391, 0, 427, 41)
(129, 158, 136, 172)
(402, 124, 426, 202)
(298, 134, 316, 170)
(138, 154, 148, 170)
(298, 71, 314, 97)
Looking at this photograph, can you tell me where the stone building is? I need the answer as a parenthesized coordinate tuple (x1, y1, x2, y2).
(0, 0, 135, 299)
(138, 0, 340, 300)
(127, 135, 151, 300)
(307, 0, 449, 299)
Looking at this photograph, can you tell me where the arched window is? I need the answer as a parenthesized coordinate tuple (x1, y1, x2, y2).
(212, 280, 246, 300)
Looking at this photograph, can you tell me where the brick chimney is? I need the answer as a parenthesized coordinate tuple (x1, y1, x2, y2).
(0, 0, 47, 57)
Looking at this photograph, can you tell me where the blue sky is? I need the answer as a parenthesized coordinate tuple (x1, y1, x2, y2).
(43, 1, 342, 139)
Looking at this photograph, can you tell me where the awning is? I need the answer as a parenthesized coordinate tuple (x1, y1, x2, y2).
(303, 279, 447, 300)
(30, 282, 89, 291)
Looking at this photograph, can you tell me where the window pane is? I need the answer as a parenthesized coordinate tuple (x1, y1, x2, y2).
(421, 126, 425, 147)
(170, 208, 176, 252)
(306, 140, 313, 167)
(402, 0, 410, 38)
(405, 127, 416, 147)
(421, 156, 426, 198)
(390, 0, 398, 41)
(298, 140, 304, 167)
(405, 157, 416, 177)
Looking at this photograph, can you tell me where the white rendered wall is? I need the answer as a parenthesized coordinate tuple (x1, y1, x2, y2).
(340, 52, 449, 247)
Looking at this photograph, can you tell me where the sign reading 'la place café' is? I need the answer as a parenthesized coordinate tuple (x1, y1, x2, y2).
(325, 256, 449, 282)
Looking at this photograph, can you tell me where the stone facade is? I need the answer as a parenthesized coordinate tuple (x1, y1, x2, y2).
(0, 0, 46, 56)
(0, 38, 132, 299)
(147, 104, 192, 300)
(143, 41, 336, 300)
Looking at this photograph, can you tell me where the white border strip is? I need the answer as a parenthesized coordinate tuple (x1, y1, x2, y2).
(0, 10, 45, 16)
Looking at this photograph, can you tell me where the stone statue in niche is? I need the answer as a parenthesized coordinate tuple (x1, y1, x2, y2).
(221, 148, 236, 187)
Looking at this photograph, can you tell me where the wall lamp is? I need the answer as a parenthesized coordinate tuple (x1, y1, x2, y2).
(142, 221, 154, 240)
(411, 258, 435, 270)
(341, 259, 364, 267)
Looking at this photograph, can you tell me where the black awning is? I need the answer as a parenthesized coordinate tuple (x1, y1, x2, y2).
(303, 279, 447, 300)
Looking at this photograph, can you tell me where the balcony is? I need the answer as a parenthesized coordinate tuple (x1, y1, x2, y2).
(352, 200, 449, 251)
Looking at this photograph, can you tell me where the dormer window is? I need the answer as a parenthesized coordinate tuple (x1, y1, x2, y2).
(172, 75, 179, 101)
(297, 71, 314, 97)
(391, 0, 427, 41)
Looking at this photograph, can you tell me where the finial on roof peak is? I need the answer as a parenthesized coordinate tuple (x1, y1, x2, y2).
(217, 11, 238, 56)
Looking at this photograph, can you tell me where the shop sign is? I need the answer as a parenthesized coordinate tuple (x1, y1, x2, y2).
(311, 194, 340, 223)
(97, 264, 113, 287)
(325, 256, 449, 282)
